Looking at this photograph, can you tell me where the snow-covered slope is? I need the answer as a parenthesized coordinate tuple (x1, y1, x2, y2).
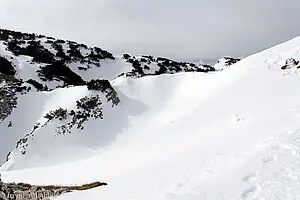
(0, 29, 216, 168)
(2, 30, 300, 199)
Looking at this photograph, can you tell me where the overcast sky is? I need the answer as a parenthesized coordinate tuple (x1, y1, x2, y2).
(0, 0, 299, 60)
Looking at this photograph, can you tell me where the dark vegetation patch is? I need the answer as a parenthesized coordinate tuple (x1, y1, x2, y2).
(87, 79, 120, 106)
(123, 53, 131, 59)
(222, 57, 241, 66)
(37, 61, 85, 86)
(26, 79, 48, 91)
(0, 57, 16, 76)
(122, 54, 216, 78)
(0, 28, 116, 89)
(40, 80, 120, 136)
(11, 123, 40, 157)
(11, 79, 120, 156)
(10, 86, 119, 156)
(44, 108, 68, 122)
(7, 40, 55, 63)
(87, 79, 111, 91)
(0, 28, 218, 89)
(0, 29, 37, 41)
(51, 42, 68, 60)
(43, 95, 103, 135)
(67, 42, 84, 60)
(0, 74, 30, 122)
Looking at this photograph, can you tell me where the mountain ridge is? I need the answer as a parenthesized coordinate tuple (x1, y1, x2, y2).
(5, 29, 298, 200)
(0, 28, 242, 170)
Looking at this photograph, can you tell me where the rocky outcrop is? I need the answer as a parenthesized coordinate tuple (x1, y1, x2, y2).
(0, 175, 69, 200)
(0, 174, 107, 200)
(281, 58, 300, 70)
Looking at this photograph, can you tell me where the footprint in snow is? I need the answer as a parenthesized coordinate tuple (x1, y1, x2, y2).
(241, 185, 260, 199)
(243, 172, 258, 183)
(262, 154, 277, 164)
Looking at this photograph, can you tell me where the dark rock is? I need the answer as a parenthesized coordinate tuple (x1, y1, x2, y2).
(281, 58, 300, 70)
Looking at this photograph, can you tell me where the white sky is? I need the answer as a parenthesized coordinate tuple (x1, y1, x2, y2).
(0, 0, 299, 60)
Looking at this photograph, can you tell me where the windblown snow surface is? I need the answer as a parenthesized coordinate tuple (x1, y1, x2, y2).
(2, 35, 300, 200)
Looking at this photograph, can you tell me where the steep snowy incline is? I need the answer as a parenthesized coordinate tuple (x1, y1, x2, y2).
(2, 37, 300, 199)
